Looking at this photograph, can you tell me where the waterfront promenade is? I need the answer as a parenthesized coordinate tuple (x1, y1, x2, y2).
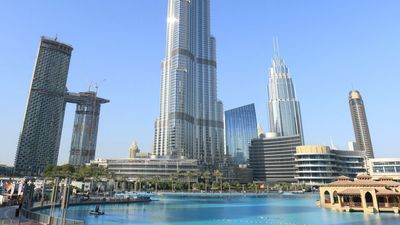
(0, 205, 40, 225)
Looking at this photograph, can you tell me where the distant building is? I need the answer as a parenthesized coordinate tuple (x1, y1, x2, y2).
(66, 91, 109, 166)
(368, 158, 400, 182)
(295, 145, 366, 185)
(268, 40, 304, 143)
(249, 133, 302, 183)
(88, 157, 199, 182)
(225, 104, 258, 164)
(15, 37, 73, 175)
(348, 141, 359, 151)
(0, 165, 13, 177)
(128, 142, 140, 158)
(349, 90, 374, 158)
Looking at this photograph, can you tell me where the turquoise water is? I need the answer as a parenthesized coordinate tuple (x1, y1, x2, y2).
(37, 196, 400, 225)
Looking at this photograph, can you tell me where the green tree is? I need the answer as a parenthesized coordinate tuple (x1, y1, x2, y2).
(213, 170, 223, 193)
(186, 171, 193, 192)
(202, 170, 211, 192)
(152, 176, 161, 192)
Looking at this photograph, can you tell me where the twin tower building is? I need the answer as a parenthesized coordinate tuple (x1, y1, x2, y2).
(14, 0, 374, 175)
(14, 37, 109, 175)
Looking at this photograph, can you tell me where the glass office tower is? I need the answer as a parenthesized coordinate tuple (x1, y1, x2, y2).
(267, 41, 304, 143)
(225, 104, 258, 164)
(154, 0, 224, 166)
(15, 37, 73, 175)
(349, 90, 374, 158)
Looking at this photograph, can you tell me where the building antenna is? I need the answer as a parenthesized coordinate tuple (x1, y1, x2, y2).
(88, 81, 93, 92)
(55, 34, 58, 41)
(273, 37, 280, 58)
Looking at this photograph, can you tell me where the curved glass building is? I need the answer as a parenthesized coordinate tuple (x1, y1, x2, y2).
(267, 42, 303, 143)
(154, 0, 224, 166)
(225, 104, 258, 164)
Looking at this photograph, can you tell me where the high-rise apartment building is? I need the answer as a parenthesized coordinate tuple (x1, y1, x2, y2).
(349, 90, 374, 158)
(65, 91, 109, 166)
(225, 104, 258, 164)
(267, 41, 303, 143)
(15, 37, 73, 175)
(154, 0, 224, 166)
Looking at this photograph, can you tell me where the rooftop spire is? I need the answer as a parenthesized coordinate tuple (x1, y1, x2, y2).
(273, 37, 280, 59)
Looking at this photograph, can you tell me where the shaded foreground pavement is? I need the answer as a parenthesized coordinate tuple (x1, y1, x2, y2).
(0, 206, 39, 225)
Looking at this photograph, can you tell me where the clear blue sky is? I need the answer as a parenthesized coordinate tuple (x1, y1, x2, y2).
(1, 0, 399, 166)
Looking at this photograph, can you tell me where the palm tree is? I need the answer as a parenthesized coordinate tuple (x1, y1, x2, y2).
(213, 170, 223, 193)
(152, 176, 161, 193)
(186, 171, 193, 192)
(138, 175, 144, 192)
(202, 170, 211, 192)
(169, 173, 178, 192)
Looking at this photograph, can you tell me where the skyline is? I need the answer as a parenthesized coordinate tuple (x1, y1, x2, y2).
(1, 0, 400, 166)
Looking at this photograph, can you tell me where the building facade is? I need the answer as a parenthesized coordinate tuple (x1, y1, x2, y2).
(249, 134, 302, 183)
(89, 157, 199, 182)
(15, 37, 73, 175)
(65, 91, 109, 166)
(267, 41, 303, 143)
(153, 0, 224, 166)
(225, 104, 258, 164)
(349, 90, 374, 158)
(295, 145, 366, 185)
(368, 158, 400, 182)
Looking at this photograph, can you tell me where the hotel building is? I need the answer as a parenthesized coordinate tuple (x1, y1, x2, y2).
(295, 145, 366, 185)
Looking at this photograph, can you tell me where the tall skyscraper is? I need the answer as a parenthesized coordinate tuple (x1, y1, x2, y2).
(15, 37, 73, 175)
(267, 40, 303, 143)
(349, 90, 374, 158)
(154, 0, 224, 166)
(65, 91, 109, 166)
(225, 104, 258, 164)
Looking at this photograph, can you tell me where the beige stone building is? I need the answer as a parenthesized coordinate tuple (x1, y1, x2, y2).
(319, 174, 400, 213)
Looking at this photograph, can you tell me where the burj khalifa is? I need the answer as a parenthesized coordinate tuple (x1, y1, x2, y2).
(154, 0, 224, 166)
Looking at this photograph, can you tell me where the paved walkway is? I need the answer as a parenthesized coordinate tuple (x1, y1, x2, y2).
(0, 206, 17, 219)
(0, 206, 38, 224)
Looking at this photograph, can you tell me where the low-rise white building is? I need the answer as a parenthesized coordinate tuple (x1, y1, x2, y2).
(295, 145, 366, 185)
(368, 158, 400, 182)
(88, 156, 199, 182)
